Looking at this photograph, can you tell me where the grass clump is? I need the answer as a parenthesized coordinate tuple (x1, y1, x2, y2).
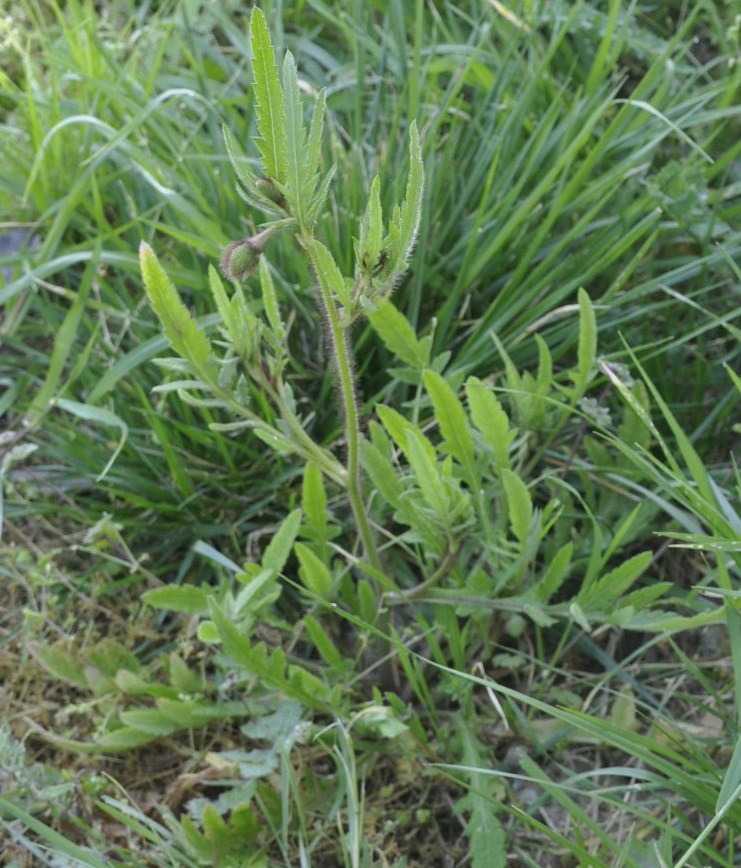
(1, 1, 740, 866)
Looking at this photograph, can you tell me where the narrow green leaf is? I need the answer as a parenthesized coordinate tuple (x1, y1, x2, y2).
(262, 508, 302, 575)
(139, 242, 212, 371)
(492, 334, 522, 395)
(534, 541, 573, 602)
(716, 731, 741, 816)
(223, 124, 258, 193)
(424, 370, 476, 483)
(250, 7, 286, 183)
(253, 426, 296, 455)
(405, 428, 448, 515)
(361, 437, 404, 508)
(142, 585, 209, 615)
(574, 287, 597, 395)
(304, 614, 343, 667)
(306, 164, 336, 224)
(377, 404, 435, 465)
(304, 89, 326, 194)
(96, 727, 158, 751)
(389, 121, 424, 269)
(208, 264, 234, 336)
(0, 796, 111, 866)
(465, 376, 513, 472)
(534, 334, 552, 396)
(25, 251, 95, 426)
(367, 298, 427, 368)
(234, 567, 280, 614)
(302, 461, 328, 542)
(31, 642, 88, 688)
(281, 51, 305, 223)
(119, 709, 177, 736)
(457, 718, 506, 868)
(310, 240, 350, 307)
(55, 398, 128, 482)
(295, 541, 333, 597)
(259, 258, 285, 341)
(358, 174, 384, 270)
(500, 468, 532, 548)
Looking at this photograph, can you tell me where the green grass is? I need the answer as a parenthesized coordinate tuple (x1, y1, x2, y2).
(1, 0, 740, 865)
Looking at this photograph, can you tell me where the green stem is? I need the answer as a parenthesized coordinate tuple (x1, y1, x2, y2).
(302, 237, 382, 572)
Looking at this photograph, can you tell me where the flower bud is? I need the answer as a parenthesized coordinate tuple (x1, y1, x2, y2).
(220, 237, 262, 280)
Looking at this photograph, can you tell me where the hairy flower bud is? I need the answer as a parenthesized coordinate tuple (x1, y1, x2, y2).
(220, 226, 277, 281)
(220, 237, 262, 280)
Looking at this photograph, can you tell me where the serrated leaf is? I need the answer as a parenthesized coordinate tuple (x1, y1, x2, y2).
(310, 240, 350, 306)
(304, 90, 326, 194)
(533, 542, 573, 602)
(377, 404, 435, 465)
(302, 461, 328, 544)
(465, 376, 512, 472)
(262, 508, 302, 575)
(366, 175, 383, 261)
(424, 370, 476, 483)
(579, 551, 653, 609)
(140, 242, 212, 371)
(405, 427, 448, 515)
(142, 585, 209, 615)
(361, 437, 404, 508)
(295, 542, 333, 597)
(367, 298, 427, 368)
(282, 51, 305, 224)
(306, 164, 336, 224)
(223, 125, 258, 193)
(250, 7, 286, 183)
(389, 121, 424, 270)
(500, 468, 532, 548)
(209, 600, 327, 710)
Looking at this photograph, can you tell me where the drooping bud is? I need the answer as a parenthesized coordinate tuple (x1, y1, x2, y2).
(219, 226, 276, 281)
(220, 237, 262, 280)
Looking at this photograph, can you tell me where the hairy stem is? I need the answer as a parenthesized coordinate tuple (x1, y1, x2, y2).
(302, 236, 382, 572)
